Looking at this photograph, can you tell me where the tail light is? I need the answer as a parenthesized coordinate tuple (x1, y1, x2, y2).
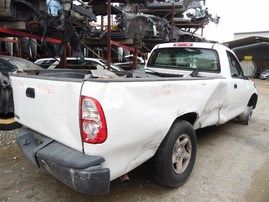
(80, 96, 107, 144)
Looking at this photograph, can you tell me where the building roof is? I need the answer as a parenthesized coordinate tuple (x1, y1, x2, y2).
(233, 42, 269, 60)
(223, 36, 269, 49)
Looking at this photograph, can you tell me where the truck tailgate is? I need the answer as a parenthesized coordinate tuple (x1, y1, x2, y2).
(10, 75, 83, 152)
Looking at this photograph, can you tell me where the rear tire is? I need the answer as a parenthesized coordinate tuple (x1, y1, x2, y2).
(150, 120, 197, 188)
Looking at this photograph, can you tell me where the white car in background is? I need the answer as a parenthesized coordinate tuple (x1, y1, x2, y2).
(259, 69, 269, 80)
(34, 57, 124, 71)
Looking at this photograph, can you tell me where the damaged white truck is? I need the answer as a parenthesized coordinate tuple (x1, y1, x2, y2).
(10, 42, 258, 195)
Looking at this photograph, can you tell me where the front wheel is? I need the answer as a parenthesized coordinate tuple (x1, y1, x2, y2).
(238, 106, 253, 125)
(150, 120, 197, 188)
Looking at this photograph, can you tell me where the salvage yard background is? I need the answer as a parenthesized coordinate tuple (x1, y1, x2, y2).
(1, 79, 268, 202)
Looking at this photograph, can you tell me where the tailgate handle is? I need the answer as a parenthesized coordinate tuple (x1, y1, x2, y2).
(26, 88, 35, 98)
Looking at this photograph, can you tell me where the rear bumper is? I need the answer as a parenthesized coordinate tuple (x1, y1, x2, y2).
(16, 127, 110, 195)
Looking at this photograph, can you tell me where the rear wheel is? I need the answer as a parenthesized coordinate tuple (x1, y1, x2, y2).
(150, 120, 197, 188)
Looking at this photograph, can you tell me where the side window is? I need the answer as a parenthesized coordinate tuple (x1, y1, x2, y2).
(227, 51, 243, 78)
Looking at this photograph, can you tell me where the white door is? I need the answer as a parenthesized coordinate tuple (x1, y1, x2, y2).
(223, 51, 252, 121)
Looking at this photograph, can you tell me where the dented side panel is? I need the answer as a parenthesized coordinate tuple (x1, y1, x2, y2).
(81, 78, 246, 181)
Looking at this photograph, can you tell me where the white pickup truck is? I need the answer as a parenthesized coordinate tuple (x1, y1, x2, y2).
(10, 42, 258, 195)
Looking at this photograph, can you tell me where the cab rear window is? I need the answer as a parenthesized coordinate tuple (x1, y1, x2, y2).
(147, 47, 220, 72)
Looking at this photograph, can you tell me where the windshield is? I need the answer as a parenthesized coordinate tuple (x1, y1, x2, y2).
(6, 57, 41, 70)
(0, 58, 16, 74)
(147, 47, 220, 72)
(0, 56, 41, 74)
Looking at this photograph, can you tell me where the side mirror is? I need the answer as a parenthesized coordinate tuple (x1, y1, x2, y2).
(242, 76, 250, 80)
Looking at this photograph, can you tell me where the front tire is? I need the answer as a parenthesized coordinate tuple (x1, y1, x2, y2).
(238, 106, 253, 125)
(150, 120, 197, 188)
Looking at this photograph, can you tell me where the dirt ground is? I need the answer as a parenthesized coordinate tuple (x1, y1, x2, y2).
(0, 79, 268, 202)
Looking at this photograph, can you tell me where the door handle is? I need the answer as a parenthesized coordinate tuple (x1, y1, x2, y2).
(234, 84, 237, 89)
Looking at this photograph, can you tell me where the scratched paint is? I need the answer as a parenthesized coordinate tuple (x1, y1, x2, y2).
(151, 84, 172, 97)
(38, 82, 55, 94)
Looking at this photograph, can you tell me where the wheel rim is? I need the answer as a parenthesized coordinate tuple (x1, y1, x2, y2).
(172, 134, 192, 174)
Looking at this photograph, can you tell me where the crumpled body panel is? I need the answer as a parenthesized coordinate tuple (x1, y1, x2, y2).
(81, 77, 242, 180)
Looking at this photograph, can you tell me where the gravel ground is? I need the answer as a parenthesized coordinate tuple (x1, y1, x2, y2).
(0, 79, 268, 202)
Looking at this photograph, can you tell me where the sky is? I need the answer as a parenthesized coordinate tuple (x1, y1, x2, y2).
(202, 0, 269, 42)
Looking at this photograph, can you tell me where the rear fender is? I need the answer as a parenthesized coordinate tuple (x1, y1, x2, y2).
(175, 112, 198, 126)
(163, 112, 198, 140)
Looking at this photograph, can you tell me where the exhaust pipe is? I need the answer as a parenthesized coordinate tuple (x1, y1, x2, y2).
(120, 174, 130, 185)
